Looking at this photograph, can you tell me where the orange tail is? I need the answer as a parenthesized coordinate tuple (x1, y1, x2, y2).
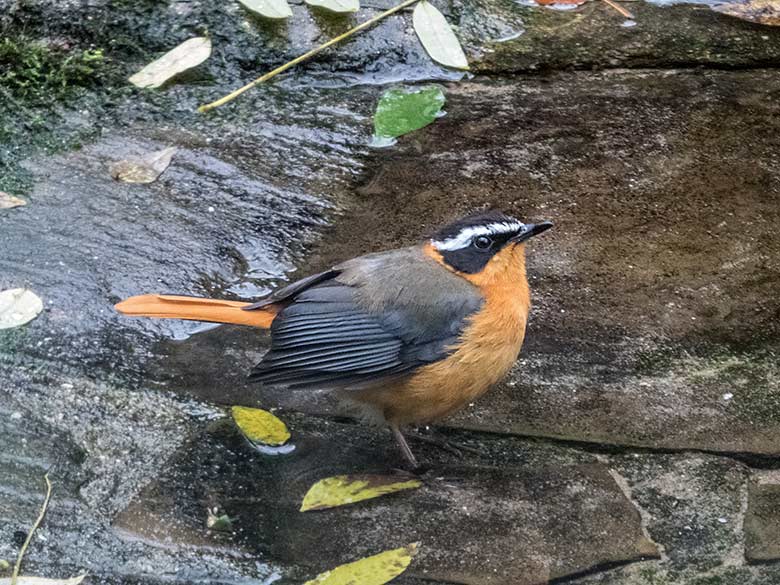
(115, 294, 276, 328)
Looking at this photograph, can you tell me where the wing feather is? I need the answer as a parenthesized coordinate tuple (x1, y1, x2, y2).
(249, 247, 484, 389)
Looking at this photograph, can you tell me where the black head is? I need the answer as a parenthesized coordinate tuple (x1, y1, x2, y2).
(430, 210, 552, 274)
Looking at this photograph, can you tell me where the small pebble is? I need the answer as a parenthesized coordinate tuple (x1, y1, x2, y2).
(722, 392, 733, 401)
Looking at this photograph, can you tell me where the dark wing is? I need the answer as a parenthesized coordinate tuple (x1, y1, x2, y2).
(248, 247, 484, 390)
(242, 269, 340, 311)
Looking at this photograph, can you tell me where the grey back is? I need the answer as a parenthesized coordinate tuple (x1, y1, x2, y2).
(249, 246, 484, 390)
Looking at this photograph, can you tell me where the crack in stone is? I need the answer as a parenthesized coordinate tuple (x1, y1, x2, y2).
(605, 464, 668, 563)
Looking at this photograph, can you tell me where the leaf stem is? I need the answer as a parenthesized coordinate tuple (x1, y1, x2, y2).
(602, 0, 634, 19)
(198, 0, 422, 112)
(11, 473, 52, 585)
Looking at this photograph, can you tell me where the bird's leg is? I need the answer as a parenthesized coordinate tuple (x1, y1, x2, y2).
(391, 425, 419, 469)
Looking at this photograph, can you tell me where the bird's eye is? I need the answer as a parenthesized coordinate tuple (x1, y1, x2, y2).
(474, 235, 492, 249)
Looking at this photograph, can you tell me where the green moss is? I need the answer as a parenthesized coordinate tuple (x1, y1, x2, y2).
(688, 576, 723, 585)
(639, 566, 668, 584)
(0, 37, 106, 103)
(0, 36, 116, 194)
(0, 329, 26, 357)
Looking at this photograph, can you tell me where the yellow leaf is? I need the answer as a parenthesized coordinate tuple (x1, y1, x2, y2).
(129, 37, 212, 89)
(237, 0, 293, 19)
(231, 405, 290, 446)
(412, 1, 469, 71)
(301, 474, 421, 512)
(304, 0, 359, 13)
(0, 192, 26, 209)
(304, 544, 418, 585)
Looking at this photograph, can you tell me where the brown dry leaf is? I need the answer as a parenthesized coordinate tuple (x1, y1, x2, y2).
(110, 146, 177, 184)
(715, 0, 780, 25)
(0, 192, 27, 209)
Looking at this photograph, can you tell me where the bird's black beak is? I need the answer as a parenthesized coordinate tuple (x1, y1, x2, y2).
(511, 221, 553, 244)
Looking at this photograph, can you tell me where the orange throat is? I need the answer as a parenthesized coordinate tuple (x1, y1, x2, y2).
(365, 242, 533, 426)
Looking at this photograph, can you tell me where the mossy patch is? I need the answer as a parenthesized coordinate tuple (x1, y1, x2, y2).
(0, 37, 106, 103)
(0, 36, 118, 194)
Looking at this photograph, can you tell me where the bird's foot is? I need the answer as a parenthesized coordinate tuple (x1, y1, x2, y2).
(409, 427, 486, 459)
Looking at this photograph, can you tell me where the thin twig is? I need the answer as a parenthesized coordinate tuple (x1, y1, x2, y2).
(602, 0, 634, 19)
(11, 473, 52, 585)
(199, 0, 421, 113)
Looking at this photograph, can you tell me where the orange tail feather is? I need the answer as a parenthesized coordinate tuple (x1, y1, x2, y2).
(115, 294, 276, 328)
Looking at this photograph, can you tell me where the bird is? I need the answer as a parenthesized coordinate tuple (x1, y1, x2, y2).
(115, 210, 552, 467)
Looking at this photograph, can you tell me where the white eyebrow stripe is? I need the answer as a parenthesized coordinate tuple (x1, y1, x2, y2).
(431, 221, 526, 251)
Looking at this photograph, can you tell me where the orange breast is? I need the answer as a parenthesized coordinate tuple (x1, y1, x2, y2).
(355, 242, 531, 426)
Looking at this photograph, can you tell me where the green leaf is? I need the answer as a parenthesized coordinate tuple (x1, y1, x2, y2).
(303, 544, 418, 585)
(412, 1, 469, 70)
(0, 577, 87, 585)
(301, 474, 422, 511)
(304, 0, 359, 12)
(238, 0, 293, 19)
(128, 37, 212, 89)
(207, 508, 235, 532)
(231, 405, 291, 446)
(373, 87, 446, 140)
(0, 289, 43, 330)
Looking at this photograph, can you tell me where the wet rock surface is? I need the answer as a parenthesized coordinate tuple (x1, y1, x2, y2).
(745, 471, 780, 563)
(3, 0, 780, 583)
(114, 416, 657, 585)
(261, 70, 780, 456)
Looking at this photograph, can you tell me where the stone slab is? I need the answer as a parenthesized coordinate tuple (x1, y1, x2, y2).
(114, 415, 658, 585)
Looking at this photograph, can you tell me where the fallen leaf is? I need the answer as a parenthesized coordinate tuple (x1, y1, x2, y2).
(238, 0, 293, 19)
(207, 508, 235, 532)
(413, 1, 469, 70)
(0, 192, 27, 210)
(304, 0, 359, 12)
(0, 576, 86, 585)
(304, 544, 418, 585)
(109, 146, 177, 184)
(231, 405, 291, 446)
(373, 86, 446, 139)
(301, 474, 422, 511)
(0, 289, 43, 330)
(129, 37, 212, 89)
(715, 0, 780, 25)
(534, 0, 587, 5)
